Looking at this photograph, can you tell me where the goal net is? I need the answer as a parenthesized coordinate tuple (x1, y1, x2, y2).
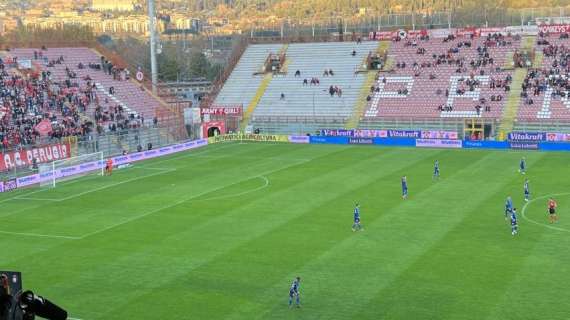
(39, 152, 104, 188)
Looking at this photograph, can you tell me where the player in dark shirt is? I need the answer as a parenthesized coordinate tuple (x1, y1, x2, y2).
(548, 198, 558, 224)
(510, 208, 518, 236)
(401, 176, 408, 199)
(288, 277, 301, 308)
(433, 160, 440, 180)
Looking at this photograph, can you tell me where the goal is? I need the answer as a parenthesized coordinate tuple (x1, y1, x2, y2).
(39, 152, 104, 188)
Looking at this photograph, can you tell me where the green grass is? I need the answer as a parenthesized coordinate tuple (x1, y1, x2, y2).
(1, 142, 570, 319)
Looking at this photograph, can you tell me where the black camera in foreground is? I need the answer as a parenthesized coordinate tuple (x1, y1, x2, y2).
(1, 272, 68, 320)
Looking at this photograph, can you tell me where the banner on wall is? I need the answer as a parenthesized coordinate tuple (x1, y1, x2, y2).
(200, 106, 243, 116)
(538, 24, 570, 34)
(320, 129, 355, 137)
(387, 130, 421, 138)
(288, 136, 310, 144)
(510, 142, 540, 150)
(0, 181, 4, 193)
(348, 138, 374, 144)
(0, 143, 71, 172)
(354, 129, 388, 138)
(420, 131, 459, 140)
(507, 132, 545, 142)
(4, 179, 17, 192)
(208, 134, 289, 143)
(546, 133, 570, 142)
(416, 139, 462, 149)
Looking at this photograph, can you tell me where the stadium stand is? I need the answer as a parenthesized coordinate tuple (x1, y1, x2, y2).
(7, 47, 163, 135)
(253, 41, 378, 119)
(213, 42, 377, 133)
(214, 44, 283, 108)
(362, 34, 521, 121)
(0, 53, 89, 151)
(517, 32, 570, 122)
(211, 34, 535, 134)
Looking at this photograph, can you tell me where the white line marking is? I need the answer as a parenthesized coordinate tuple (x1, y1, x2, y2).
(521, 192, 570, 233)
(54, 169, 176, 202)
(13, 196, 60, 202)
(132, 166, 173, 171)
(142, 143, 240, 167)
(79, 159, 309, 239)
(0, 230, 81, 240)
(195, 175, 270, 202)
(0, 172, 101, 204)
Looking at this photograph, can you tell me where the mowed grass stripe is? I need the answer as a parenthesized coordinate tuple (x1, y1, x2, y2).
(0, 143, 292, 237)
(2, 144, 349, 319)
(353, 153, 548, 320)
(250, 149, 495, 319)
(148, 148, 451, 320)
(1, 144, 569, 320)
(0, 142, 241, 218)
(73, 146, 406, 319)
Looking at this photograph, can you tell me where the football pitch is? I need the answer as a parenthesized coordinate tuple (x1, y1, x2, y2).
(1, 142, 570, 319)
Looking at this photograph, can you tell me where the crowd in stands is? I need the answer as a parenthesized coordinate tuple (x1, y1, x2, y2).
(0, 47, 154, 151)
(521, 33, 570, 106)
(365, 32, 517, 117)
(0, 57, 92, 151)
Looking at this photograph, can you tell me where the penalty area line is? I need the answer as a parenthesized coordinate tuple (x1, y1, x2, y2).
(0, 230, 81, 240)
(13, 196, 60, 202)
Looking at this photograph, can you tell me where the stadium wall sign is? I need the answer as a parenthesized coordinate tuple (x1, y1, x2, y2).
(416, 139, 462, 148)
(348, 138, 374, 145)
(0, 143, 71, 172)
(288, 136, 310, 144)
(507, 132, 546, 142)
(367, 25, 540, 41)
(387, 130, 421, 138)
(509, 142, 539, 150)
(4, 179, 17, 192)
(546, 133, 570, 142)
(200, 106, 243, 116)
(208, 134, 289, 143)
(462, 140, 509, 149)
(0, 181, 4, 193)
(538, 24, 570, 34)
(320, 129, 457, 139)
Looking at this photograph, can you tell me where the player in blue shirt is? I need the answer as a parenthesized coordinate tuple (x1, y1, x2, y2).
(401, 176, 408, 199)
(510, 208, 518, 235)
(433, 160, 440, 180)
(288, 277, 301, 307)
(352, 203, 362, 232)
(505, 196, 513, 220)
(519, 157, 526, 174)
(524, 179, 530, 202)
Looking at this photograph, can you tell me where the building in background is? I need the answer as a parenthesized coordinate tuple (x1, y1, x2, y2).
(91, 0, 134, 12)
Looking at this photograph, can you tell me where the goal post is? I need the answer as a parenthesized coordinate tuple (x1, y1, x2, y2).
(39, 152, 104, 188)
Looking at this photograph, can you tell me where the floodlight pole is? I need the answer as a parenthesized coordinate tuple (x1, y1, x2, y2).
(148, 0, 158, 94)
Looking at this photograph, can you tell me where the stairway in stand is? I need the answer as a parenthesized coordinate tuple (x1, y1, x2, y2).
(497, 36, 536, 138)
(240, 44, 289, 131)
(345, 41, 391, 129)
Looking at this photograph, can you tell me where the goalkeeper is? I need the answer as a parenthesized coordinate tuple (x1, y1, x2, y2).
(105, 158, 114, 176)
